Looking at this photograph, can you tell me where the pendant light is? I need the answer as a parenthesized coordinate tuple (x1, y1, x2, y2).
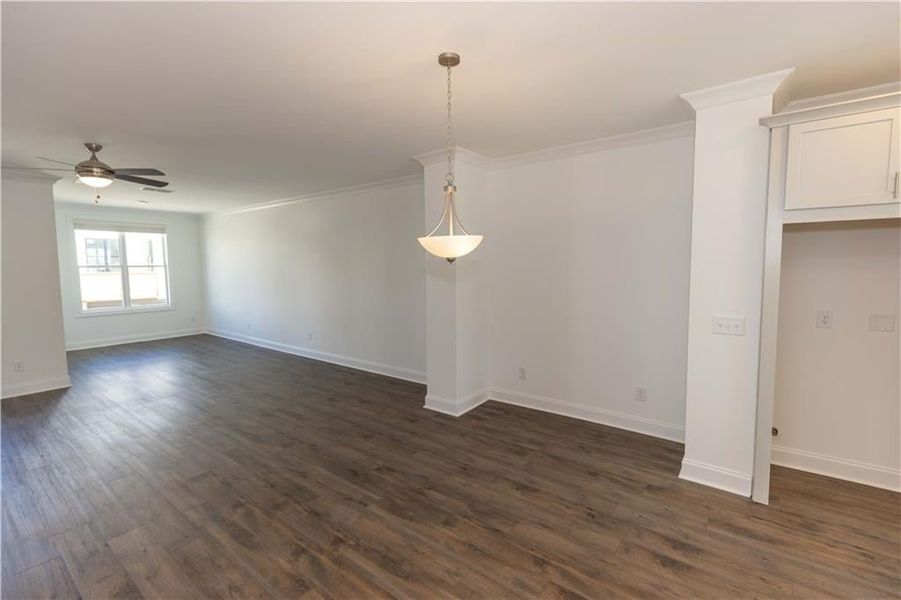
(418, 52, 483, 263)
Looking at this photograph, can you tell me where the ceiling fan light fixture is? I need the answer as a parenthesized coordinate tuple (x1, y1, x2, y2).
(6, 143, 169, 203)
(75, 143, 116, 188)
(77, 174, 114, 188)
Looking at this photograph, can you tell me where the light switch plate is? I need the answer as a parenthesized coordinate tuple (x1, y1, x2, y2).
(712, 316, 745, 336)
(868, 314, 896, 333)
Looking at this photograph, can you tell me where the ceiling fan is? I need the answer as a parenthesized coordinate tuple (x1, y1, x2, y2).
(3, 143, 169, 189)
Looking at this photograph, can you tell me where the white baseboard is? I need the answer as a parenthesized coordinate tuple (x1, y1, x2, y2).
(679, 458, 752, 496)
(66, 328, 204, 351)
(424, 389, 490, 417)
(489, 387, 685, 443)
(424, 386, 685, 443)
(772, 445, 901, 492)
(1, 374, 72, 400)
(205, 328, 427, 385)
(424, 389, 686, 449)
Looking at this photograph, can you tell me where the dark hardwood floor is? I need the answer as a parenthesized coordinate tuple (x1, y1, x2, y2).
(2, 335, 899, 599)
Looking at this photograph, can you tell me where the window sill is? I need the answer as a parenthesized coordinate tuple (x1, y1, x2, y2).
(75, 305, 175, 318)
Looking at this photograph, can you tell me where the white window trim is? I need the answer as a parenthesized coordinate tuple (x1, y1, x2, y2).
(75, 305, 176, 319)
(72, 222, 173, 317)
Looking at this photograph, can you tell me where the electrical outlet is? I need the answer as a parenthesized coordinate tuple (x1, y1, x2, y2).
(816, 310, 834, 329)
(307, 332, 314, 342)
(712, 316, 745, 336)
(634, 387, 647, 402)
(190, 316, 196, 324)
(246, 322, 252, 331)
(868, 314, 896, 332)
(12, 360, 25, 373)
(518, 367, 527, 380)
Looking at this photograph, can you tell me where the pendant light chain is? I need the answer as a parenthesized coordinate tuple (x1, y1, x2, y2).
(446, 63, 455, 188)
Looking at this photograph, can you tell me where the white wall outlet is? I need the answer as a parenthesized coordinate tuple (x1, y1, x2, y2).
(868, 314, 896, 332)
(246, 322, 252, 331)
(816, 310, 834, 329)
(307, 332, 314, 342)
(190, 316, 196, 324)
(634, 387, 647, 402)
(12, 360, 25, 373)
(518, 367, 527, 380)
(712, 316, 745, 336)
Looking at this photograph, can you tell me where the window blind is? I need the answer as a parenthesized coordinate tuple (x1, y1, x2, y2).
(73, 220, 167, 234)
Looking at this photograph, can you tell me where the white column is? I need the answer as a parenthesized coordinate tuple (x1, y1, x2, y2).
(1, 172, 71, 398)
(678, 69, 793, 496)
(414, 147, 491, 416)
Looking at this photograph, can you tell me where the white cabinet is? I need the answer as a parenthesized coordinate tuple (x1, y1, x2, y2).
(785, 108, 900, 210)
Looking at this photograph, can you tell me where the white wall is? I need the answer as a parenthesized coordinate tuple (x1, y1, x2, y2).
(203, 181, 427, 383)
(773, 221, 900, 490)
(55, 202, 206, 350)
(484, 134, 694, 441)
(196, 131, 694, 442)
(2, 176, 70, 398)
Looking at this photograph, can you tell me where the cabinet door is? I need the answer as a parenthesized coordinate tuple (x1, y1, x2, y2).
(785, 108, 900, 210)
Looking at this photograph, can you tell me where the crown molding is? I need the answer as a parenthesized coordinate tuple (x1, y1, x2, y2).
(413, 146, 492, 169)
(781, 81, 900, 113)
(214, 121, 695, 216)
(681, 68, 795, 111)
(212, 174, 421, 215)
(1, 170, 62, 184)
(760, 90, 900, 129)
(492, 121, 694, 170)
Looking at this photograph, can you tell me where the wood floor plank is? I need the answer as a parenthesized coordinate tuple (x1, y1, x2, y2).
(167, 536, 272, 599)
(105, 473, 201, 551)
(12, 556, 81, 600)
(182, 501, 323, 598)
(106, 527, 203, 600)
(2, 334, 898, 599)
(53, 521, 142, 599)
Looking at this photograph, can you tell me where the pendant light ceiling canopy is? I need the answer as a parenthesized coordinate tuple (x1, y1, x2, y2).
(418, 52, 483, 263)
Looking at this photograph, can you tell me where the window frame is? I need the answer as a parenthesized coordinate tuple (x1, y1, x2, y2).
(72, 222, 173, 318)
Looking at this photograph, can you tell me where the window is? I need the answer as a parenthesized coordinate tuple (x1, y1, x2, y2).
(74, 222, 170, 313)
(84, 237, 120, 270)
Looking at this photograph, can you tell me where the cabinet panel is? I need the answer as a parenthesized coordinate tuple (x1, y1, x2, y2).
(785, 108, 899, 210)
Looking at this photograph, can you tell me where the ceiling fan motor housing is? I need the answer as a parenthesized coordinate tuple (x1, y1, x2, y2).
(75, 143, 115, 184)
(75, 160, 115, 181)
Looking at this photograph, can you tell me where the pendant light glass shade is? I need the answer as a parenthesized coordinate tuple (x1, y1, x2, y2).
(419, 52, 483, 263)
(418, 185, 482, 261)
(418, 234, 483, 260)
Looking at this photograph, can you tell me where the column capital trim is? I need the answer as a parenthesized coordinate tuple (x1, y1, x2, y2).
(680, 68, 795, 111)
(413, 146, 492, 169)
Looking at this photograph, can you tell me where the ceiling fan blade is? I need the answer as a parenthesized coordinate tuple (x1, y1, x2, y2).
(36, 156, 75, 167)
(2, 166, 72, 171)
(115, 173, 169, 188)
(115, 168, 165, 176)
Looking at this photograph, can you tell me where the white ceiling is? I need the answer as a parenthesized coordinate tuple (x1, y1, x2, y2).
(3, 2, 899, 213)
